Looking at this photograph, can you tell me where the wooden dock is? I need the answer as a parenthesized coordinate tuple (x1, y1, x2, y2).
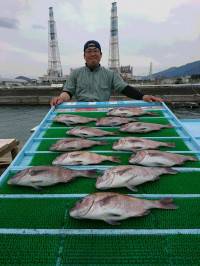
(0, 139, 19, 172)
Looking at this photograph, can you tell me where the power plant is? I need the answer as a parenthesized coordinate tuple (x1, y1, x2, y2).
(108, 2, 120, 72)
(40, 7, 63, 82)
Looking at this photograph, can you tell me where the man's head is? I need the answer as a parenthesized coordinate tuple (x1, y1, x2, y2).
(83, 40, 102, 69)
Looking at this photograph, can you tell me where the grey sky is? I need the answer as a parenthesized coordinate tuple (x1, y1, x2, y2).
(0, 0, 200, 78)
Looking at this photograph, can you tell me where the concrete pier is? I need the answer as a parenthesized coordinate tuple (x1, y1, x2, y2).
(0, 84, 200, 107)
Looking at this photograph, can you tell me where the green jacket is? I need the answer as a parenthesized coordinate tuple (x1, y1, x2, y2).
(63, 65, 127, 101)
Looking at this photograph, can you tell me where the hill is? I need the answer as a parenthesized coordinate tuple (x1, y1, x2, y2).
(152, 60, 200, 79)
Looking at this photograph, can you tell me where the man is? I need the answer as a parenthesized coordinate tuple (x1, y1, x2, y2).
(50, 40, 163, 106)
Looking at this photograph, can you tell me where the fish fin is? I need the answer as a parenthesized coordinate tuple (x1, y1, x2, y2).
(166, 142, 176, 147)
(109, 131, 117, 135)
(96, 186, 109, 190)
(126, 184, 138, 192)
(79, 134, 90, 137)
(117, 167, 133, 176)
(70, 152, 82, 157)
(150, 175, 161, 181)
(186, 155, 198, 162)
(146, 112, 156, 116)
(138, 210, 151, 216)
(65, 147, 80, 151)
(129, 118, 138, 122)
(154, 162, 169, 167)
(109, 156, 121, 163)
(148, 151, 163, 157)
(31, 184, 42, 190)
(137, 127, 148, 132)
(164, 168, 178, 174)
(98, 141, 108, 146)
(81, 170, 99, 178)
(158, 198, 178, 209)
(32, 186, 42, 190)
(29, 169, 48, 176)
(104, 219, 120, 225)
(98, 195, 118, 207)
(75, 161, 84, 165)
(165, 124, 173, 128)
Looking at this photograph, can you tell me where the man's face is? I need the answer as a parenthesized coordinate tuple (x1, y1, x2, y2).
(84, 47, 102, 68)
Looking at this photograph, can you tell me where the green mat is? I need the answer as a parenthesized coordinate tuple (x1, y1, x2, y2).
(0, 234, 199, 265)
(29, 151, 200, 167)
(0, 198, 199, 229)
(37, 137, 190, 152)
(60, 235, 200, 265)
(0, 108, 200, 266)
(2, 171, 200, 194)
(0, 235, 59, 266)
(43, 126, 179, 138)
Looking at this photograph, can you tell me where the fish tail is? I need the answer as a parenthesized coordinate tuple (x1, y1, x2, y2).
(129, 118, 138, 122)
(109, 156, 121, 163)
(186, 155, 198, 161)
(165, 142, 176, 147)
(98, 141, 108, 146)
(156, 198, 178, 209)
(109, 131, 117, 135)
(164, 168, 178, 174)
(165, 124, 173, 128)
(80, 170, 99, 178)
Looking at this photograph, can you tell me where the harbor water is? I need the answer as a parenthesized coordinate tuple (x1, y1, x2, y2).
(0, 105, 200, 144)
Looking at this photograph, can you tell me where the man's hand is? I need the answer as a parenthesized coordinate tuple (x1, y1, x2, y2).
(50, 92, 71, 107)
(50, 96, 65, 107)
(142, 95, 163, 103)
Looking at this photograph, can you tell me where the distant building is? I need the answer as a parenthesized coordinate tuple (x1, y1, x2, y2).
(0, 78, 28, 86)
(120, 65, 133, 80)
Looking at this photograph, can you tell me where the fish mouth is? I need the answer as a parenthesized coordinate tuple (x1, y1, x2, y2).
(70, 197, 95, 218)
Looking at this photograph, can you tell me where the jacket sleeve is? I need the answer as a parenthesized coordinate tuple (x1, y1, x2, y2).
(121, 85, 144, 100)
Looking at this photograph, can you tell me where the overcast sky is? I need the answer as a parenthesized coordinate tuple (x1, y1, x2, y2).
(1, 0, 200, 78)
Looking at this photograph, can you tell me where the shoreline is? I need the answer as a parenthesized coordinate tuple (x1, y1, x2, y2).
(0, 85, 200, 107)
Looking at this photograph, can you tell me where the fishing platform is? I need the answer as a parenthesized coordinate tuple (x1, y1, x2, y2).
(0, 100, 200, 265)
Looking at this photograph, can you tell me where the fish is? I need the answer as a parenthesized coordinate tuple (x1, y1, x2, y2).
(107, 107, 155, 117)
(53, 114, 97, 125)
(113, 137, 175, 151)
(69, 192, 177, 225)
(7, 166, 98, 189)
(68, 126, 116, 138)
(129, 150, 197, 167)
(96, 165, 177, 191)
(52, 151, 120, 166)
(96, 117, 137, 127)
(50, 138, 107, 151)
(120, 122, 172, 133)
